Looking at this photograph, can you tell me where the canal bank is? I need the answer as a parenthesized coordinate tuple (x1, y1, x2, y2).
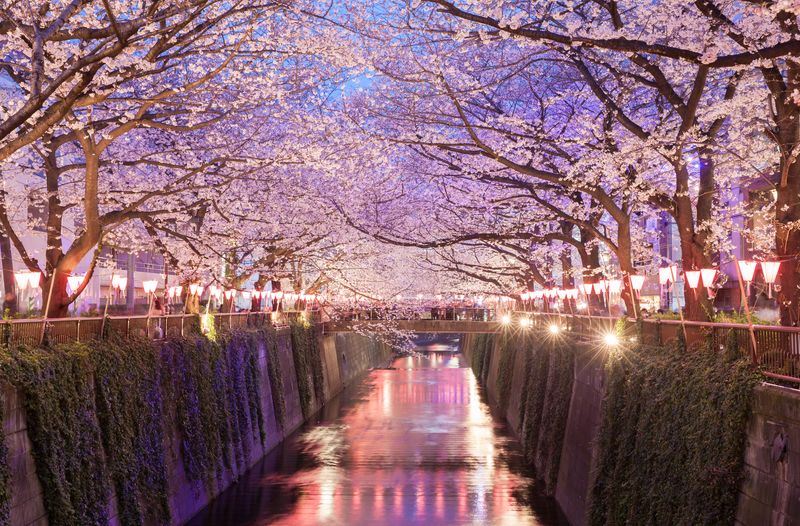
(461, 331, 800, 526)
(187, 349, 566, 525)
(3, 325, 393, 526)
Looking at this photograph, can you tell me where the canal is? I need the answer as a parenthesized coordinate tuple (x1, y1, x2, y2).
(187, 341, 567, 525)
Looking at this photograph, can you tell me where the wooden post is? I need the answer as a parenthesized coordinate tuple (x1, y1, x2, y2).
(39, 271, 57, 346)
(626, 273, 640, 320)
(101, 271, 114, 338)
(733, 256, 759, 363)
(668, 271, 689, 346)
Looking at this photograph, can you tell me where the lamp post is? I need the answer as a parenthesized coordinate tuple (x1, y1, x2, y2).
(733, 257, 759, 362)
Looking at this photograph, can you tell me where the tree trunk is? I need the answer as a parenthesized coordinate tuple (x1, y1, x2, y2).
(0, 229, 15, 317)
(673, 191, 713, 321)
(615, 219, 637, 317)
(44, 270, 70, 318)
(776, 155, 800, 325)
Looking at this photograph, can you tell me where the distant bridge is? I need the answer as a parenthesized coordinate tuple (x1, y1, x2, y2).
(322, 319, 502, 334)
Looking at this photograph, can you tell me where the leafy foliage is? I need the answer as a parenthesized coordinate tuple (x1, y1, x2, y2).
(468, 334, 494, 384)
(589, 343, 761, 525)
(495, 332, 518, 413)
(290, 319, 325, 419)
(90, 336, 170, 526)
(465, 332, 574, 494)
(0, 345, 111, 525)
(0, 388, 10, 526)
(515, 337, 574, 493)
(264, 327, 288, 430)
(161, 331, 265, 487)
(0, 327, 269, 526)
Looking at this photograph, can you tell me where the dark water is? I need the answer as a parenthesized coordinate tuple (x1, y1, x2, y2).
(187, 348, 567, 525)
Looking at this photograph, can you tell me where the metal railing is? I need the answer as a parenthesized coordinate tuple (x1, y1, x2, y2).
(0, 311, 317, 347)
(513, 312, 800, 385)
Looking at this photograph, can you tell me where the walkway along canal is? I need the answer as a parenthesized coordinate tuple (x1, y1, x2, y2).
(186, 343, 566, 525)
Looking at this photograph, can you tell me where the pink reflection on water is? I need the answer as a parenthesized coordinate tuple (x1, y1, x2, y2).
(265, 352, 553, 525)
(189, 351, 564, 526)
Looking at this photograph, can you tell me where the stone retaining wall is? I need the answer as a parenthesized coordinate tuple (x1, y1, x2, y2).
(462, 333, 800, 526)
(4, 328, 391, 526)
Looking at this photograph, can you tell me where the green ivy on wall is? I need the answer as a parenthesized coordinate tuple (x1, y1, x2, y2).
(514, 337, 574, 493)
(0, 345, 111, 525)
(162, 331, 266, 488)
(469, 333, 493, 384)
(290, 320, 325, 419)
(495, 332, 518, 413)
(90, 335, 170, 526)
(0, 389, 8, 526)
(264, 328, 287, 430)
(589, 343, 761, 525)
(0, 326, 269, 526)
(533, 339, 574, 493)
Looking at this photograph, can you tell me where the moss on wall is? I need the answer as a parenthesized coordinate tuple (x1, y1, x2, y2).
(588, 343, 761, 525)
(469, 333, 493, 384)
(1, 344, 111, 525)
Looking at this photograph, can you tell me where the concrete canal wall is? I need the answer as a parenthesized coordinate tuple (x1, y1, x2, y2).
(461, 332, 800, 526)
(3, 326, 392, 526)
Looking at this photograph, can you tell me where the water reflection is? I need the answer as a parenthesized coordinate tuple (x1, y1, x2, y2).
(187, 348, 566, 525)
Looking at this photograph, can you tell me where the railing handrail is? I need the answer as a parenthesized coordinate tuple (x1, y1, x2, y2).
(511, 311, 800, 333)
(3, 310, 318, 324)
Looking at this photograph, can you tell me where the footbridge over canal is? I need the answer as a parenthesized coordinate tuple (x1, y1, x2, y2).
(322, 319, 503, 334)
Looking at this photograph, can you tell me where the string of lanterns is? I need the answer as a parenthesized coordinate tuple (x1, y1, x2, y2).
(516, 259, 781, 311)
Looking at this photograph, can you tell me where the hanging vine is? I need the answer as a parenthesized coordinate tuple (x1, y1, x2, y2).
(89, 335, 170, 526)
(264, 328, 287, 430)
(589, 343, 761, 525)
(290, 319, 324, 419)
(0, 345, 111, 525)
